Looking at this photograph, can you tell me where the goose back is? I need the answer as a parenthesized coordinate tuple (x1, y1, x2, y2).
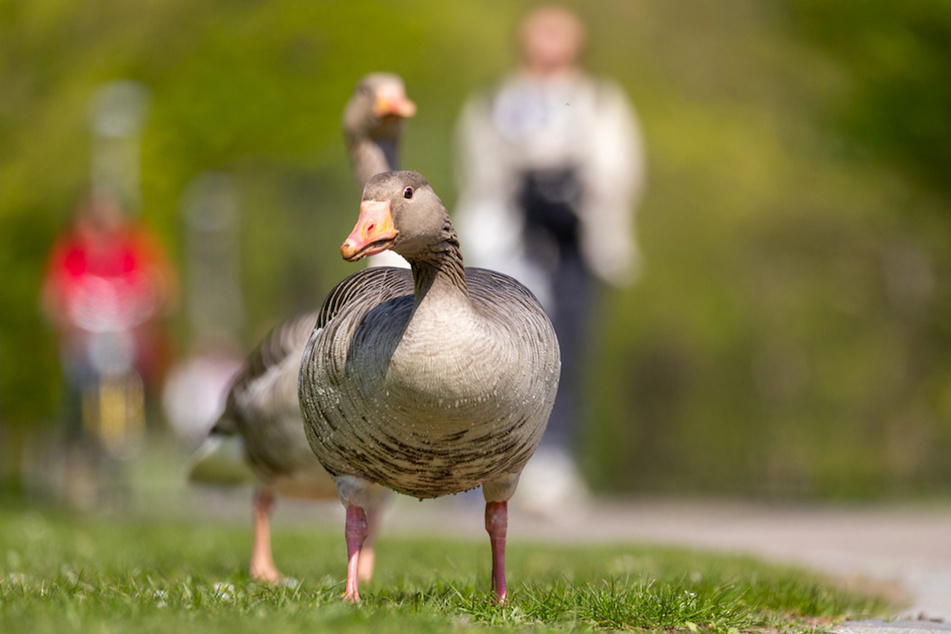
(218, 312, 334, 497)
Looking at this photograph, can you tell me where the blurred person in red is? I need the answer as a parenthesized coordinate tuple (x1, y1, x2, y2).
(40, 190, 176, 503)
(455, 5, 647, 512)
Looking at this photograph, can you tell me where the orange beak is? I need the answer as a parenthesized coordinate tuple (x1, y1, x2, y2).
(341, 200, 399, 262)
(373, 92, 417, 118)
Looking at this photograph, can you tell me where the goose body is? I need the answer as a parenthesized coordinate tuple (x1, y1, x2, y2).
(299, 171, 560, 601)
(188, 73, 415, 582)
(301, 267, 556, 499)
(202, 313, 332, 497)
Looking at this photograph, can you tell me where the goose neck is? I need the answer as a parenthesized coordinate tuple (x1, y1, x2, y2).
(410, 237, 468, 309)
(349, 134, 399, 189)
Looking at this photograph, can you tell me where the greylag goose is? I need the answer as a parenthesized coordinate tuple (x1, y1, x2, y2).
(188, 73, 415, 583)
(298, 171, 561, 602)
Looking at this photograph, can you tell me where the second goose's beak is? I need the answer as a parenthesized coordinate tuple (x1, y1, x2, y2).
(373, 92, 417, 118)
(341, 200, 399, 262)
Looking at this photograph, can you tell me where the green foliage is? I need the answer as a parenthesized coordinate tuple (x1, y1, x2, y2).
(0, 509, 891, 633)
(2, 0, 951, 498)
(784, 1, 951, 199)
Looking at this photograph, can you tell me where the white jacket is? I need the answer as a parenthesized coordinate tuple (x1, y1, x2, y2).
(454, 70, 646, 307)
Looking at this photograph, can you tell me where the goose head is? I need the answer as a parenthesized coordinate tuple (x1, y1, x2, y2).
(342, 73, 417, 142)
(341, 171, 450, 263)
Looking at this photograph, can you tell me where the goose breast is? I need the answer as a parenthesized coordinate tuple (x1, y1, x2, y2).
(301, 268, 560, 499)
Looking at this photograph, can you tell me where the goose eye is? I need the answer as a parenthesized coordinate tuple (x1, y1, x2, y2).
(403, 187, 414, 199)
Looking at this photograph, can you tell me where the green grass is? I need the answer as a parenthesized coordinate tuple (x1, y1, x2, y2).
(0, 506, 893, 633)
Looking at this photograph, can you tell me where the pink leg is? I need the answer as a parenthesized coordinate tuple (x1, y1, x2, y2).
(250, 488, 281, 582)
(485, 500, 508, 603)
(358, 506, 381, 583)
(344, 506, 368, 602)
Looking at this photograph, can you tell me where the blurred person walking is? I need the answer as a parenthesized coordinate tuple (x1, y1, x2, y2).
(40, 190, 176, 507)
(454, 5, 647, 512)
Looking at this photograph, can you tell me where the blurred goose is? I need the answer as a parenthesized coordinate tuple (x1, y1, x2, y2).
(189, 73, 415, 583)
(343, 73, 416, 192)
(299, 171, 561, 602)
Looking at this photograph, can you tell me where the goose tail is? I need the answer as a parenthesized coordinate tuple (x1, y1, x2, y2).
(188, 420, 255, 486)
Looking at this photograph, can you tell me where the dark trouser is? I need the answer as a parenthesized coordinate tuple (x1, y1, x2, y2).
(538, 249, 597, 454)
(518, 167, 593, 455)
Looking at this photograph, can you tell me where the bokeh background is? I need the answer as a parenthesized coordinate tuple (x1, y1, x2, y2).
(2, 0, 950, 502)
